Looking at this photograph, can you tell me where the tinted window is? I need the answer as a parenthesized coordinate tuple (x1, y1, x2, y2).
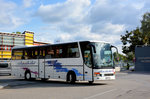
(12, 42, 80, 60)
(45, 46, 54, 58)
(12, 48, 40, 60)
(55, 46, 64, 58)
(67, 44, 79, 58)
(45, 43, 79, 58)
(12, 49, 23, 60)
(39, 48, 46, 59)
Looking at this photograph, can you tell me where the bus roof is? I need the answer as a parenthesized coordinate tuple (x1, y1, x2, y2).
(55, 40, 110, 44)
(12, 40, 110, 50)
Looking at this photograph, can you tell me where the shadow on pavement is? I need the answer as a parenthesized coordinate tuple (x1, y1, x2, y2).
(118, 70, 150, 75)
(4, 79, 108, 89)
(128, 71, 150, 75)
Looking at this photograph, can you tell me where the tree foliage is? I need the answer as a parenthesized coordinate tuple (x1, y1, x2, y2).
(12, 31, 21, 34)
(121, 12, 150, 60)
(113, 52, 127, 62)
(121, 27, 143, 54)
(141, 12, 150, 44)
(16, 31, 21, 34)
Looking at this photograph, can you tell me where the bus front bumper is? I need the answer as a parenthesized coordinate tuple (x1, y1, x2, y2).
(94, 75, 115, 81)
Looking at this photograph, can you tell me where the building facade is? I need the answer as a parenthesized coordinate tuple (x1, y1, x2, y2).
(135, 46, 150, 71)
(0, 31, 34, 67)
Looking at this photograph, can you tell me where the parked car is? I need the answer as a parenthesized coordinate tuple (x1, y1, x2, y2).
(0, 63, 11, 75)
(129, 66, 135, 71)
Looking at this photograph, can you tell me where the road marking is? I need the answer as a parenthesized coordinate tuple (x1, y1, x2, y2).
(84, 88, 117, 99)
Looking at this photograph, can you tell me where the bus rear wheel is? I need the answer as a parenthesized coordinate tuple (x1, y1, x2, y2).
(25, 71, 31, 80)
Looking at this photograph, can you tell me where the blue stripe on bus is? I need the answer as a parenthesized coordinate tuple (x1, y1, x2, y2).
(45, 60, 83, 76)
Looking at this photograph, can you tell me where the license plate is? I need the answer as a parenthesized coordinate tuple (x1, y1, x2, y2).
(106, 77, 110, 80)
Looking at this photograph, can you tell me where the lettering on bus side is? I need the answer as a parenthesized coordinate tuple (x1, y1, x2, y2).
(97, 70, 114, 73)
(45, 60, 83, 76)
(18, 61, 36, 65)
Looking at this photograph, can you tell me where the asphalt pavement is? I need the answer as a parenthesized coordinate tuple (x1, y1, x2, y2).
(0, 71, 129, 89)
(1, 71, 150, 99)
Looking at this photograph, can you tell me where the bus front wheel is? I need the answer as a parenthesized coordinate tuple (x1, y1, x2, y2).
(89, 81, 93, 84)
(67, 73, 76, 84)
(41, 78, 48, 81)
(25, 71, 31, 80)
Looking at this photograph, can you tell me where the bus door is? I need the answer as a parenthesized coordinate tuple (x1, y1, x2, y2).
(38, 59, 45, 78)
(83, 50, 93, 81)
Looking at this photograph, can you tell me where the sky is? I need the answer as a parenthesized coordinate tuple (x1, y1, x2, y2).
(0, 0, 150, 53)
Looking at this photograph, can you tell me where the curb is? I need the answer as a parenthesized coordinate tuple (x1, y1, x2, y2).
(0, 84, 9, 89)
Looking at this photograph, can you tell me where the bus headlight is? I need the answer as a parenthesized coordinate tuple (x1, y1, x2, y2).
(94, 72, 101, 77)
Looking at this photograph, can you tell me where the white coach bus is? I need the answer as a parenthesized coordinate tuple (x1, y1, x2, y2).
(11, 41, 117, 83)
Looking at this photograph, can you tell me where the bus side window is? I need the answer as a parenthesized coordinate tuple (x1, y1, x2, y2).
(55, 47, 63, 58)
(25, 50, 31, 59)
(24, 49, 33, 59)
(39, 48, 46, 59)
(45, 47, 54, 58)
(67, 43, 79, 58)
(34, 50, 38, 59)
(39, 50, 43, 58)
(13, 50, 23, 60)
(84, 50, 92, 68)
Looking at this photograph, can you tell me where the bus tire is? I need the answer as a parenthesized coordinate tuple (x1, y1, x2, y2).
(41, 78, 48, 81)
(67, 72, 76, 84)
(89, 81, 93, 84)
(25, 71, 31, 80)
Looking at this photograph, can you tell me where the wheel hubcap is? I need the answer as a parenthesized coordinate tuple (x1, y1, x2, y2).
(26, 73, 30, 79)
(70, 75, 72, 81)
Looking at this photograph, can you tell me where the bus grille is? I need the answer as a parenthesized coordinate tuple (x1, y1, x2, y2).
(104, 74, 114, 76)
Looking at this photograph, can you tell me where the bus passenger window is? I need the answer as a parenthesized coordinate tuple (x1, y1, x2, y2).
(55, 48, 63, 58)
(34, 50, 38, 59)
(67, 43, 79, 58)
(46, 47, 54, 58)
(13, 50, 23, 60)
(39, 50, 43, 58)
(39, 49, 46, 59)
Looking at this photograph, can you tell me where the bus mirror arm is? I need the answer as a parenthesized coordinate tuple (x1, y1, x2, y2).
(111, 45, 118, 54)
(111, 45, 119, 61)
(88, 44, 96, 53)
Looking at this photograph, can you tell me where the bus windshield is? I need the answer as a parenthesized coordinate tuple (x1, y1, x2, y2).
(91, 42, 113, 69)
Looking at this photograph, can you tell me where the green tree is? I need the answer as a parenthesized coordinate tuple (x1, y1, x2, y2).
(121, 28, 143, 53)
(121, 12, 150, 60)
(12, 31, 21, 34)
(141, 12, 150, 45)
(16, 31, 21, 34)
(113, 52, 127, 62)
